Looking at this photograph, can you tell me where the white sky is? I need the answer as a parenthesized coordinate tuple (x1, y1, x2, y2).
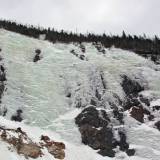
(0, 0, 160, 36)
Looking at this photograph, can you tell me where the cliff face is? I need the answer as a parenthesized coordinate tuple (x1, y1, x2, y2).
(0, 29, 160, 160)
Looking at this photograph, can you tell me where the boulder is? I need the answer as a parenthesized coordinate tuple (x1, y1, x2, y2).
(155, 121, 160, 131)
(11, 109, 23, 122)
(33, 49, 41, 62)
(79, 124, 116, 157)
(153, 105, 160, 111)
(130, 106, 144, 123)
(113, 109, 124, 124)
(118, 131, 129, 151)
(123, 96, 141, 110)
(75, 106, 110, 128)
(121, 75, 144, 96)
(126, 149, 136, 156)
(75, 106, 116, 157)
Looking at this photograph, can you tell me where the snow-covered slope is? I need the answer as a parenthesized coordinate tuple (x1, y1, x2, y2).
(0, 29, 160, 160)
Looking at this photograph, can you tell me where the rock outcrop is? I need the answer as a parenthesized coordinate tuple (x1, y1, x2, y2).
(75, 106, 135, 157)
(75, 106, 116, 157)
(0, 127, 66, 159)
(121, 75, 144, 96)
(41, 135, 65, 159)
(33, 49, 42, 62)
(11, 109, 23, 122)
(155, 121, 160, 131)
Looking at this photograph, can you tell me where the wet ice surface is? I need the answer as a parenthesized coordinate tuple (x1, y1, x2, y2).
(0, 29, 160, 159)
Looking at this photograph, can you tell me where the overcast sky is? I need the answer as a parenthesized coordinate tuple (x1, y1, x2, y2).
(0, 0, 159, 36)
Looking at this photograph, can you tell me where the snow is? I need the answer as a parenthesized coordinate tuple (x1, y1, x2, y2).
(0, 29, 160, 159)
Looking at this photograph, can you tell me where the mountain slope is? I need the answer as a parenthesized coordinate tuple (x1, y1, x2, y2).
(0, 29, 160, 160)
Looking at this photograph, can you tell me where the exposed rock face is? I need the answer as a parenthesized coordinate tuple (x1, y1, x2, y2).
(130, 106, 144, 123)
(75, 106, 134, 157)
(0, 55, 7, 116)
(121, 75, 144, 96)
(139, 94, 150, 106)
(75, 106, 116, 157)
(121, 75, 152, 123)
(33, 49, 42, 62)
(0, 64, 6, 99)
(152, 105, 160, 111)
(75, 106, 110, 128)
(11, 109, 23, 122)
(155, 121, 160, 131)
(41, 135, 65, 159)
(17, 143, 42, 159)
(113, 109, 124, 124)
(47, 143, 65, 159)
(0, 127, 43, 159)
(70, 49, 87, 61)
(123, 95, 141, 110)
(0, 127, 66, 159)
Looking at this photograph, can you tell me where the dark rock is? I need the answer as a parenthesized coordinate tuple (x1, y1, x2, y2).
(113, 109, 124, 124)
(118, 131, 129, 151)
(139, 95, 150, 106)
(79, 124, 116, 157)
(100, 72, 107, 90)
(0, 73, 6, 81)
(75, 106, 116, 157)
(0, 83, 5, 99)
(95, 89, 101, 101)
(126, 149, 136, 156)
(130, 106, 144, 123)
(66, 92, 71, 98)
(35, 49, 41, 54)
(11, 109, 23, 122)
(70, 49, 76, 54)
(155, 121, 160, 131)
(151, 55, 158, 63)
(41, 135, 50, 142)
(123, 96, 141, 110)
(98, 148, 115, 157)
(90, 99, 97, 106)
(75, 100, 82, 108)
(121, 75, 144, 96)
(75, 107, 133, 157)
(79, 54, 85, 60)
(2, 108, 7, 116)
(0, 65, 5, 73)
(143, 108, 150, 115)
(33, 49, 41, 62)
(75, 106, 110, 128)
(148, 115, 154, 121)
(153, 105, 160, 111)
